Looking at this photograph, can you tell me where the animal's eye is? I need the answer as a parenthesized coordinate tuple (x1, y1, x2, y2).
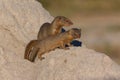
(59, 17, 61, 20)
(66, 20, 69, 22)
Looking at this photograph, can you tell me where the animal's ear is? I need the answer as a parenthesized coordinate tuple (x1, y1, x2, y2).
(58, 17, 61, 20)
(55, 16, 61, 20)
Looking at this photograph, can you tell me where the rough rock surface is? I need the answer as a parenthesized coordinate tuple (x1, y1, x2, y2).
(0, 0, 120, 80)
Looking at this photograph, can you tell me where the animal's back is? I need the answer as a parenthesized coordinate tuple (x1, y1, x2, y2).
(37, 23, 51, 40)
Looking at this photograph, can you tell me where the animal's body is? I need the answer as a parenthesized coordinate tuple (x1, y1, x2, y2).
(24, 28, 81, 62)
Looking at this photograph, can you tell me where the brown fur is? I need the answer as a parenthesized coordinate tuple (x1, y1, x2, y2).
(24, 40, 39, 62)
(37, 16, 73, 40)
(24, 28, 81, 62)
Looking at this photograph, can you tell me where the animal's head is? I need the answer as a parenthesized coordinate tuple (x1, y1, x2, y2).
(54, 16, 73, 26)
(68, 28, 81, 39)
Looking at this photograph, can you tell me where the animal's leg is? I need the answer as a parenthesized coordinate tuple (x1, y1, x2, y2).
(38, 52, 45, 60)
(60, 41, 69, 50)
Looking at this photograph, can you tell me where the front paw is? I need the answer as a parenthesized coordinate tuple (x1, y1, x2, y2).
(68, 44, 73, 47)
(64, 47, 70, 50)
(38, 55, 45, 60)
(39, 57, 45, 60)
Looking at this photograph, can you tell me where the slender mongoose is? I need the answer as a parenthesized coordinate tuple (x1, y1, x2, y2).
(24, 28, 81, 62)
(37, 16, 73, 40)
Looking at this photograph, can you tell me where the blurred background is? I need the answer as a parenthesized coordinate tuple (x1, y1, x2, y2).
(38, 0, 120, 64)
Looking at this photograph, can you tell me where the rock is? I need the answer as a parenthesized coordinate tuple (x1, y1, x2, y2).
(0, 0, 120, 80)
(0, 0, 53, 58)
(36, 47, 120, 80)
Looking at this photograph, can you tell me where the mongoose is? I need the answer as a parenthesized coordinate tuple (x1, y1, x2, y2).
(24, 28, 81, 62)
(37, 16, 73, 40)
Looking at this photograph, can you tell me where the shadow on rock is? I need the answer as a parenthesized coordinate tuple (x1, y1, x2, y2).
(61, 28, 66, 32)
(71, 40, 82, 47)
